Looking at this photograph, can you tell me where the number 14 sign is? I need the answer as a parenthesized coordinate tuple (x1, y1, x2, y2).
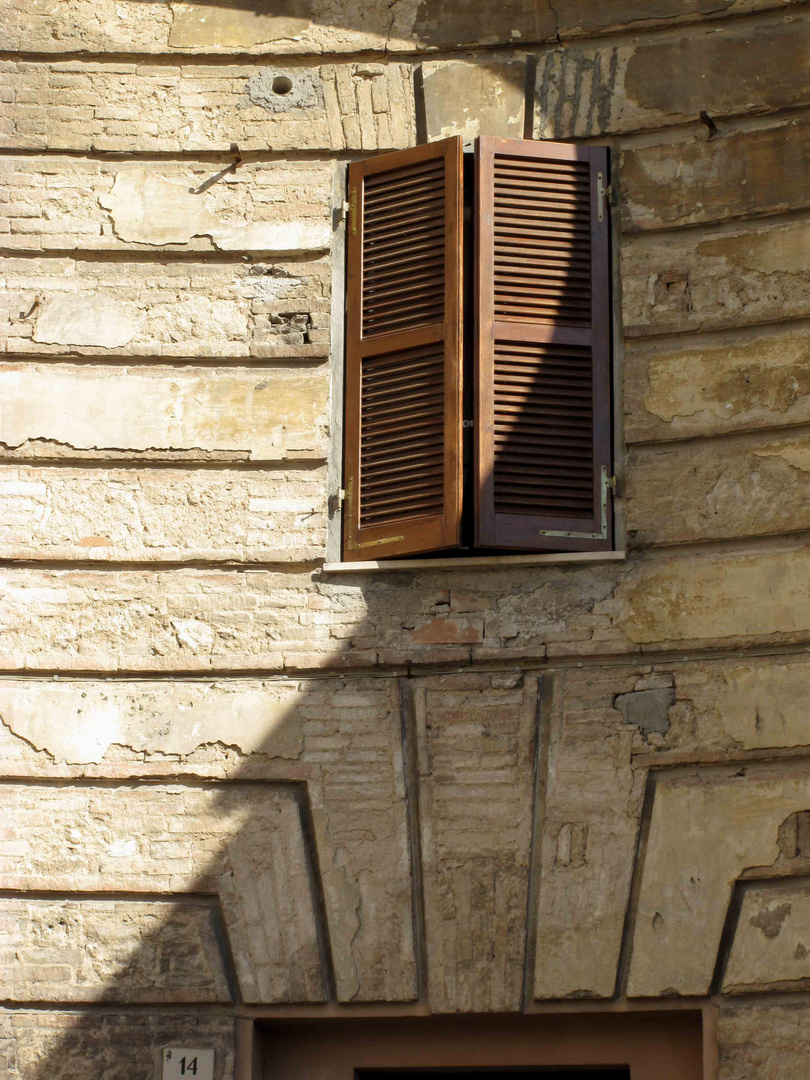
(163, 1047, 215, 1080)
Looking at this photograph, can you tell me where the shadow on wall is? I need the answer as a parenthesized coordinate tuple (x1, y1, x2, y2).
(6, 642, 550, 1077)
(125, 0, 557, 53)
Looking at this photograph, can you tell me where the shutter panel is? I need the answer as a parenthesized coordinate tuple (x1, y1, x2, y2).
(474, 137, 613, 552)
(343, 137, 463, 561)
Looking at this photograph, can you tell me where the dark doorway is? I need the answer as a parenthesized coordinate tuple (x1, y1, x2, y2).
(259, 1012, 703, 1080)
(363, 1072, 629, 1080)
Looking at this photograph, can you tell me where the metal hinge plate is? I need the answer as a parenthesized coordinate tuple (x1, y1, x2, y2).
(537, 467, 616, 540)
(596, 172, 613, 222)
(343, 476, 404, 551)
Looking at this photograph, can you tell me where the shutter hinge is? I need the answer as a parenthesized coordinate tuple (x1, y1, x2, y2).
(596, 172, 614, 222)
(343, 475, 404, 551)
(347, 187, 358, 235)
(536, 467, 616, 540)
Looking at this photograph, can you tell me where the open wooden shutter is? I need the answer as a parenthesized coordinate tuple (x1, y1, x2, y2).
(474, 137, 612, 552)
(342, 138, 463, 561)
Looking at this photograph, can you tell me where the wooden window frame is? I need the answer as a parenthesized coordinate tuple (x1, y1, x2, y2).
(339, 136, 616, 564)
(342, 138, 464, 562)
(474, 137, 613, 553)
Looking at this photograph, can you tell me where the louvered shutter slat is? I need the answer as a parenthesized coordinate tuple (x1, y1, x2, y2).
(343, 137, 463, 561)
(475, 137, 612, 552)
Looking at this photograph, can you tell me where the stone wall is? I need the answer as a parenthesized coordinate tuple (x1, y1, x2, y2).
(2, 1, 810, 1077)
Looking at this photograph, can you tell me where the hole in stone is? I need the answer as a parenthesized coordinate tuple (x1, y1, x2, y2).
(272, 76, 293, 96)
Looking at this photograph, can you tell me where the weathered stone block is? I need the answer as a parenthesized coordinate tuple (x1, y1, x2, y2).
(1, 255, 330, 358)
(0, 464, 327, 562)
(534, 669, 642, 998)
(705, 659, 810, 751)
(0, 156, 333, 254)
(621, 118, 810, 233)
(724, 882, 810, 993)
(0, 677, 417, 1004)
(614, 546, 810, 651)
(626, 433, 810, 546)
(0, 365, 329, 462)
(0, 899, 230, 1003)
(534, 13, 810, 138)
(0, 60, 415, 152)
(0, 782, 323, 1003)
(414, 673, 538, 1012)
(628, 767, 810, 996)
(421, 57, 526, 142)
(622, 218, 810, 338)
(624, 326, 810, 444)
(718, 1001, 810, 1080)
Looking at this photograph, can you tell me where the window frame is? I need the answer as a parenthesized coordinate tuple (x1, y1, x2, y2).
(324, 142, 627, 571)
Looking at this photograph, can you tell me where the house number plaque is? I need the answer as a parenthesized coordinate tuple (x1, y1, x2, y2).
(162, 1047, 215, 1080)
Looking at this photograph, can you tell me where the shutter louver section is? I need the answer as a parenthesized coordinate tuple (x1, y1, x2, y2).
(475, 137, 612, 552)
(343, 138, 463, 560)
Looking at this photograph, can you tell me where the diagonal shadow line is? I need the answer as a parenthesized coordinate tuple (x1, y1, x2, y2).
(613, 767, 658, 1000)
(0, 776, 336, 1008)
(398, 678, 428, 1002)
(521, 673, 552, 1011)
(293, 782, 338, 1002)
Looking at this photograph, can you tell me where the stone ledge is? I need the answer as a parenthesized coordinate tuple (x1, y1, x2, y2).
(322, 551, 627, 572)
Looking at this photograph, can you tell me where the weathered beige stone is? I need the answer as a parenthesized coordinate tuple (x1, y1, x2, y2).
(624, 326, 810, 444)
(0, 561, 634, 671)
(0, 464, 327, 562)
(718, 1001, 810, 1079)
(627, 767, 810, 996)
(534, 669, 643, 999)
(712, 661, 810, 751)
(0, 60, 415, 153)
(0, 156, 334, 254)
(535, 13, 810, 138)
(99, 169, 330, 252)
(0, 365, 329, 461)
(615, 546, 810, 650)
(33, 295, 143, 349)
(0, 677, 417, 1004)
(414, 673, 538, 1012)
(168, 1, 313, 49)
(0, 782, 324, 1003)
(1, 255, 330, 358)
(6, 0, 810, 1042)
(622, 218, 810, 338)
(724, 882, 810, 992)
(0, 680, 305, 763)
(621, 118, 810, 232)
(626, 433, 810, 545)
(421, 57, 526, 141)
(553, 0, 799, 36)
(0, 898, 230, 1003)
(0, 0, 797, 54)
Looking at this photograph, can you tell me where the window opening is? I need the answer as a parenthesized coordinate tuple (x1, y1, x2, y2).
(342, 136, 613, 562)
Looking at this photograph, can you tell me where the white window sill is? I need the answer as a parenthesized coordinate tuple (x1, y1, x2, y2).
(321, 550, 627, 572)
